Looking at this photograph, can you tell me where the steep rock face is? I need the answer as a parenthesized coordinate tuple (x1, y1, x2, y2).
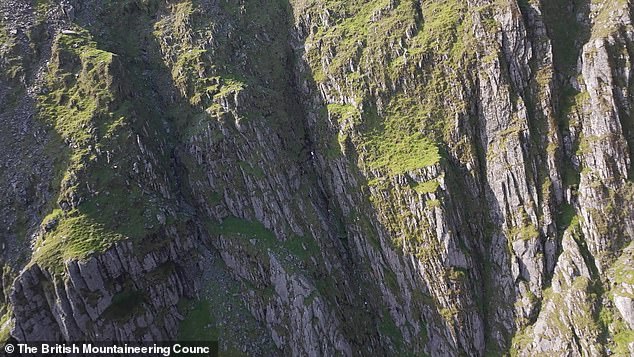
(12, 226, 200, 342)
(0, 0, 633, 356)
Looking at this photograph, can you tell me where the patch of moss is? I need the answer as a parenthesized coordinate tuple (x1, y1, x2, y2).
(238, 161, 265, 179)
(508, 210, 540, 241)
(208, 216, 319, 265)
(178, 298, 218, 341)
(439, 306, 457, 321)
(0, 311, 12, 343)
(613, 330, 634, 356)
(102, 287, 147, 322)
(208, 216, 276, 241)
(0, 23, 23, 82)
(378, 309, 404, 350)
(556, 203, 578, 233)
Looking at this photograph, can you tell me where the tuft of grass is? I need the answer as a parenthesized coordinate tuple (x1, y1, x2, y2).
(32, 211, 125, 274)
(613, 330, 634, 355)
(365, 132, 440, 175)
(426, 199, 441, 208)
(411, 180, 439, 195)
(509, 223, 540, 241)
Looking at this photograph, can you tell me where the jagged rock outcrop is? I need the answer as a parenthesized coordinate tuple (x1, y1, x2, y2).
(0, 0, 632, 355)
(12, 225, 200, 342)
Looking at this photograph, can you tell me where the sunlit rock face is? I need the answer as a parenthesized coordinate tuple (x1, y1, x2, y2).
(0, 0, 632, 355)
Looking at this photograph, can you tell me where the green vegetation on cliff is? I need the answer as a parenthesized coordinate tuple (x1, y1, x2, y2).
(2, 0, 632, 355)
(33, 15, 175, 273)
(304, 0, 473, 178)
(33, 29, 129, 273)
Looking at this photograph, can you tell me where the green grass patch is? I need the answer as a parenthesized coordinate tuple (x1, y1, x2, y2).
(365, 132, 439, 175)
(408, 0, 468, 58)
(208, 216, 276, 241)
(426, 199, 441, 208)
(614, 330, 634, 355)
(509, 223, 540, 241)
(412, 180, 439, 195)
(360, 94, 444, 176)
(612, 247, 634, 286)
(238, 161, 265, 178)
(0, 311, 12, 343)
(556, 203, 578, 233)
(32, 211, 125, 274)
(378, 309, 403, 349)
(208, 216, 320, 265)
(178, 298, 218, 341)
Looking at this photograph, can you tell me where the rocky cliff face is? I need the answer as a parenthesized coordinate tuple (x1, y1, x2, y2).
(0, 0, 633, 355)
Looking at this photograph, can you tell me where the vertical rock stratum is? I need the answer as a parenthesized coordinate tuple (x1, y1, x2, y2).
(0, 0, 633, 355)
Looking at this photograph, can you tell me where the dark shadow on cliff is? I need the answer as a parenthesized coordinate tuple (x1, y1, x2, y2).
(7, 0, 236, 344)
(280, 1, 479, 355)
(62, 0, 387, 353)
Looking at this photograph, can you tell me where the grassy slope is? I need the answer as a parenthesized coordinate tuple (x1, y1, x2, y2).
(32, 2, 180, 274)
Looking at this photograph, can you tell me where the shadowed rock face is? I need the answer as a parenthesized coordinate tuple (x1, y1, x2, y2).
(0, 0, 632, 355)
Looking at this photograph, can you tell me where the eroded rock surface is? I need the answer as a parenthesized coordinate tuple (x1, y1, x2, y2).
(0, 0, 633, 355)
